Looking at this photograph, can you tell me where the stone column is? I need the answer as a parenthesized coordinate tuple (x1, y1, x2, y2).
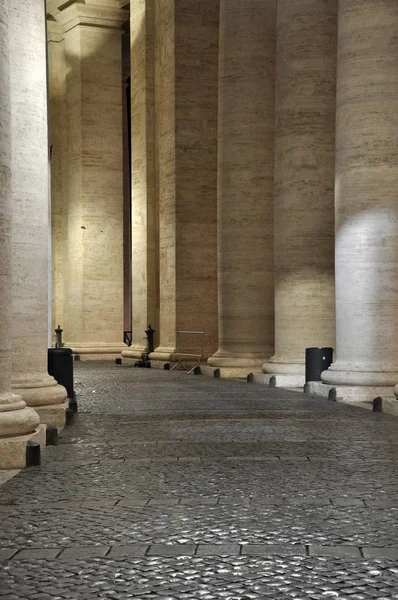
(150, 0, 219, 364)
(321, 0, 398, 403)
(9, 0, 67, 430)
(122, 0, 158, 363)
(207, 0, 276, 378)
(47, 18, 66, 343)
(59, 1, 126, 359)
(262, 0, 337, 387)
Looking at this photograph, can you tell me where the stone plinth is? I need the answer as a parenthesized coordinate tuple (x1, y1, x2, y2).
(262, 0, 337, 382)
(321, 0, 398, 404)
(10, 0, 67, 429)
(207, 0, 276, 378)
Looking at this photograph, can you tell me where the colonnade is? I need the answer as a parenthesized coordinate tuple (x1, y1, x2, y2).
(123, 0, 398, 403)
(0, 0, 67, 469)
(2, 0, 396, 470)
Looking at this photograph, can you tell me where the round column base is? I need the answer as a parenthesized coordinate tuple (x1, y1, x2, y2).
(262, 356, 305, 375)
(321, 361, 398, 387)
(13, 374, 67, 408)
(68, 343, 127, 361)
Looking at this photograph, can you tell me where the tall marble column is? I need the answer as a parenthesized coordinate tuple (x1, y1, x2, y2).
(59, 2, 126, 359)
(262, 0, 337, 387)
(0, 0, 45, 469)
(321, 0, 398, 402)
(150, 0, 219, 363)
(207, 0, 276, 377)
(9, 0, 67, 430)
(122, 0, 158, 363)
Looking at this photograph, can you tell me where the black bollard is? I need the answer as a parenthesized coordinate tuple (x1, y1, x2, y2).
(115, 358, 122, 365)
(373, 397, 383, 412)
(328, 388, 337, 402)
(46, 425, 58, 446)
(193, 365, 201, 375)
(65, 407, 75, 426)
(213, 368, 220, 378)
(48, 347, 75, 404)
(305, 347, 334, 383)
(247, 373, 254, 383)
(26, 441, 41, 467)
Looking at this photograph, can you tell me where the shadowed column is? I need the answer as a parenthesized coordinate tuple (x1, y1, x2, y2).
(208, 0, 276, 378)
(122, 0, 158, 363)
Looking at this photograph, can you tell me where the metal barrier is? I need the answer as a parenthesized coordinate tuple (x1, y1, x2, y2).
(170, 331, 206, 374)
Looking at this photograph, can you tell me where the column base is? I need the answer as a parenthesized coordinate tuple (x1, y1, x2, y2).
(121, 345, 147, 363)
(262, 356, 305, 375)
(13, 374, 67, 408)
(0, 424, 46, 469)
(68, 343, 127, 361)
(34, 402, 69, 430)
(321, 361, 398, 387)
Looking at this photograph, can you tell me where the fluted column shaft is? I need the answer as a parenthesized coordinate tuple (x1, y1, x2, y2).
(263, 0, 337, 381)
(10, 0, 67, 429)
(208, 0, 276, 374)
(322, 0, 398, 393)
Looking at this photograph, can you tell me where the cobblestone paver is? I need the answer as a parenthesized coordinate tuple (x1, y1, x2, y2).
(1, 362, 398, 598)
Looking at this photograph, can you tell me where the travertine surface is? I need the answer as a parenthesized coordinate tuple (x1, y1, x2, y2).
(208, 0, 276, 374)
(9, 0, 67, 427)
(151, 0, 219, 361)
(59, 2, 126, 358)
(0, 0, 42, 466)
(122, 0, 158, 361)
(322, 0, 398, 392)
(263, 0, 337, 377)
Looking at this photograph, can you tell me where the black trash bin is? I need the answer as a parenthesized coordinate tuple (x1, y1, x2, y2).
(48, 348, 76, 409)
(305, 347, 333, 383)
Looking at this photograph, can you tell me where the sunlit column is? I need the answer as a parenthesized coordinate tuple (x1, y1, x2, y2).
(207, 0, 276, 377)
(262, 0, 337, 386)
(59, 2, 126, 359)
(322, 0, 398, 401)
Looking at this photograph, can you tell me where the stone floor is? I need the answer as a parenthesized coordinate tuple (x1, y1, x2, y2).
(1, 362, 398, 599)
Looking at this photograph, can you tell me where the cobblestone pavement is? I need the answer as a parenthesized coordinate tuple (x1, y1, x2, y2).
(1, 362, 398, 598)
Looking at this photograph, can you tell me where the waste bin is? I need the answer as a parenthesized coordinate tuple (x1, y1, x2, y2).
(48, 347, 75, 402)
(305, 347, 333, 383)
